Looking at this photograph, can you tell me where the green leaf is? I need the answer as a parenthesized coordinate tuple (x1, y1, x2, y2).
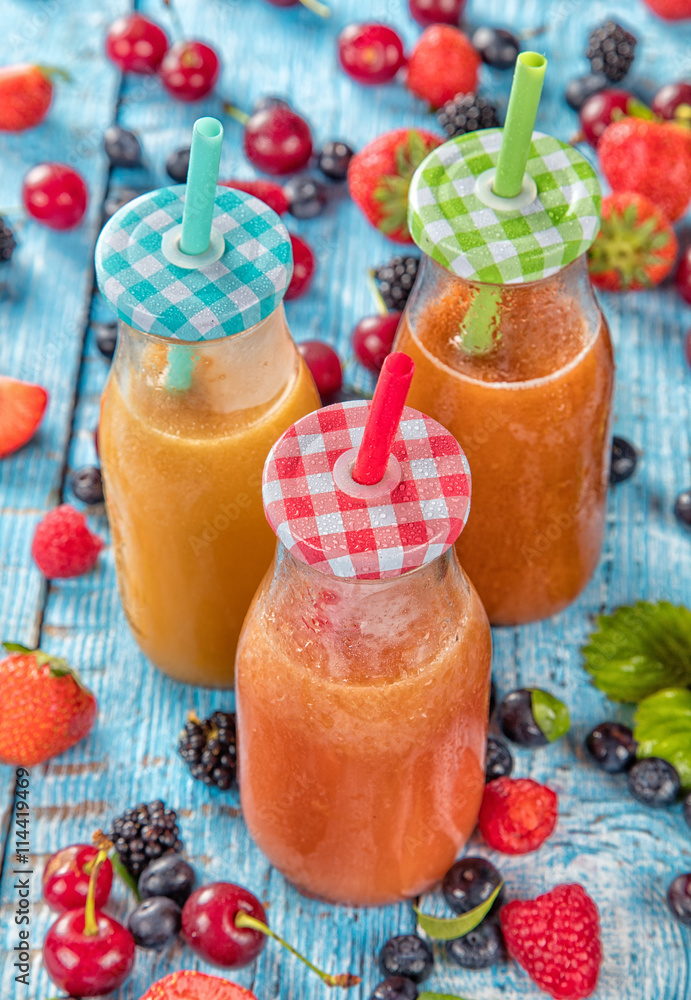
(110, 852, 141, 901)
(531, 689, 570, 742)
(414, 882, 503, 941)
(634, 688, 691, 789)
(418, 994, 474, 1000)
(582, 601, 691, 702)
(3, 641, 33, 654)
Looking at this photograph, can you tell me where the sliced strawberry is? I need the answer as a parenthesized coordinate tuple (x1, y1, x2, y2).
(0, 64, 66, 131)
(587, 191, 679, 292)
(347, 128, 441, 243)
(139, 970, 258, 1000)
(0, 376, 48, 458)
(219, 178, 289, 216)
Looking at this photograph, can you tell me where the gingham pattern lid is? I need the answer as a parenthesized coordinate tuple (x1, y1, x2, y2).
(262, 400, 472, 580)
(95, 186, 292, 340)
(408, 129, 601, 284)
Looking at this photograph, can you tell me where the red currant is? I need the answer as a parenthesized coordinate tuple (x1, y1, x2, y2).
(182, 882, 267, 968)
(338, 24, 406, 85)
(651, 81, 691, 122)
(285, 234, 316, 300)
(43, 844, 113, 913)
(579, 89, 635, 147)
(160, 41, 220, 102)
(299, 340, 342, 398)
(352, 313, 402, 372)
(676, 245, 691, 306)
(23, 163, 87, 230)
(105, 14, 169, 74)
(408, 0, 466, 26)
(243, 107, 313, 175)
(43, 909, 135, 996)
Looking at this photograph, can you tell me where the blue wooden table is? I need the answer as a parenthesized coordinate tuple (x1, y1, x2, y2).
(1, 1, 691, 997)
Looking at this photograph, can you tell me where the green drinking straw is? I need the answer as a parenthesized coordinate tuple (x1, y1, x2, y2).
(493, 52, 547, 199)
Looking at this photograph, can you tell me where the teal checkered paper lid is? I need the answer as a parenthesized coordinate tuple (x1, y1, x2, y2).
(95, 185, 293, 341)
(408, 129, 601, 285)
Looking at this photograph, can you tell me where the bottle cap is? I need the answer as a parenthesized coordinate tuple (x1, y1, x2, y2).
(95, 186, 292, 341)
(408, 128, 601, 285)
(262, 401, 471, 580)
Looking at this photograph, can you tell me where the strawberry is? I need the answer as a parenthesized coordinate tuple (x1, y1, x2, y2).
(598, 117, 691, 222)
(406, 25, 481, 109)
(219, 178, 289, 216)
(347, 128, 442, 243)
(0, 64, 66, 131)
(643, 0, 691, 19)
(587, 192, 679, 291)
(0, 376, 48, 459)
(139, 971, 258, 1000)
(0, 643, 97, 767)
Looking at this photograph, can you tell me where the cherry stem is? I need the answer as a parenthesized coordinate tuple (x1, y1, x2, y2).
(234, 911, 360, 988)
(36, 65, 71, 83)
(299, 0, 331, 16)
(84, 846, 109, 936)
(366, 269, 389, 317)
(223, 102, 251, 127)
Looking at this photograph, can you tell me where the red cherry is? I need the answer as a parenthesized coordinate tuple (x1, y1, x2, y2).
(651, 81, 691, 122)
(338, 24, 406, 85)
(285, 234, 316, 300)
(579, 89, 635, 147)
(676, 245, 691, 306)
(105, 14, 169, 74)
(352, 312, 402, 372)
(243, 107, 313, 175)
(408, 0, 466, 26)
(23, 163, 87, 230)
(182, 882, 267, 968)
(299, 340, 342, 398)
(43, 845, 113, 913)
(43, 909, 135, 996)
(160, 41, 221, 102)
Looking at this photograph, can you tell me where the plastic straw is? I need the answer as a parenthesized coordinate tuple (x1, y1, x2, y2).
(180, 117, 224, 256)
(493, 52, 547, 199)
(352, 352, 415, 486)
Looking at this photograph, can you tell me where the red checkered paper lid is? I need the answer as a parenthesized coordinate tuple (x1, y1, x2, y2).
(262, 400, 472, 580)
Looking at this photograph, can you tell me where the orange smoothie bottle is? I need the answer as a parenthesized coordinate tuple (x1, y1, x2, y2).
(94, 118, 319, 686)
(396, 53, 614, 624)
(236, 356, 492, 906)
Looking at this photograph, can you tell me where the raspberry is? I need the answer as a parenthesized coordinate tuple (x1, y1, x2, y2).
(478, 776, 557, 854)
(31, 504, 103, 578)
(500, 884, 603, 999)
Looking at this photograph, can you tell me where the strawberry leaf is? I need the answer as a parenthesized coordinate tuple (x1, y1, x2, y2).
(110, 851, 142, 900)
(414, 882, 502, 940)
(531, 689, 570, 742)
(419, 994, 475, 1000)
(634, 687, 691, 789)
(582, 601, 691, 702)
(3, 641, 34, 654)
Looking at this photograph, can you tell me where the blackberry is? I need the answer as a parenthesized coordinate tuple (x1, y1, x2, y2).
(0, 217, 16, 263)
(486, 736, 513, 781)
(109, 800, 183, 880)
(71, 466, 104, 505)
(437, 93, 500, 138)
(178, 710, 237, 791)
(374, 256, 420, 312)
(610, 436, 637, 484)
(586, 21, 636, 83)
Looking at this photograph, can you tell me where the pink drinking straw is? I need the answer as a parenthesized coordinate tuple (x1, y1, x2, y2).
(352, 352, 415, 486)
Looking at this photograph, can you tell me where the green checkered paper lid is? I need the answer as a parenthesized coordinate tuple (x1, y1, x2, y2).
(95, 184, 293, 341)
(408, 128, 602, 285)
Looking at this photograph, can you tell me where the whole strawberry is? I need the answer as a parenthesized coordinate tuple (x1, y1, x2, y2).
(643, 0, 691, 18)
(0, 643, 97, 766)
(32, 504, 103, 578)
(598, 117, 691, 222)
(588, 191, 679, 291)
(140, 970, 258, 1000)
(0, 64, 66, 131)
(347, 128, 441, 242)
(406, 25, 481, 108)
(501, 884, 603, 1000)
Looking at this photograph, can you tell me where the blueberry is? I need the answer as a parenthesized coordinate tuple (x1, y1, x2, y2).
(442, 857, 503, 916)
(322, 385, 370, 406)
(253, 95, 290, 113)
(471, 27, 520, 69)
(166, 147, 190, 183)
(284, 173, 328, 220)
(127, 895, 181, 949)
(498, 688, 547, 746)
(317, 141, 355, 181)
(585, 721, 637, 773)
(667, 873, 691, 925)
(378, 935, 433, 984)
(684, 791, 691, 830)
(445, 918, 504, 969)
(485, 736, 513, 782)
(138, 854, 196, 907)
(674, 489, 691, 528)
(94, 321, 117, 360)
(369, 977, 418, 1000)
(565, 73, 609, 110)
(71, 466, 104, 505)
(105, 125, 142, 168)
(610, 437, 637, 484)
(627, 757, 681, 807)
